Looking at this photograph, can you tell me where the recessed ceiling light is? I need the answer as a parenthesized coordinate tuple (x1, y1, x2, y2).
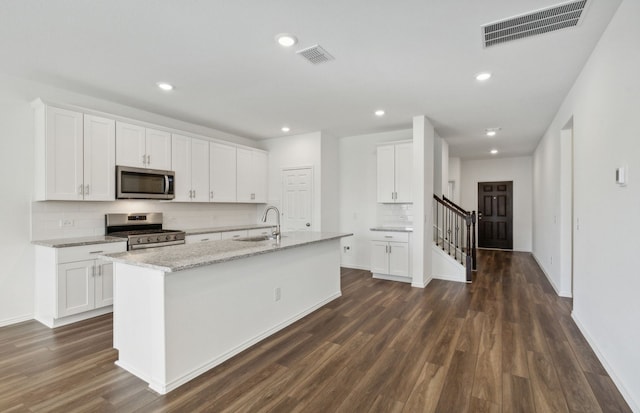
(490, 149, 498, 155)
(276, 33, 298, 47)
(156, 82, 174, 91)
(281, 126, 290, 132)
(485, 127, 501, 136)
(476, 72, 492, 81)
(374, 110, 385, 117)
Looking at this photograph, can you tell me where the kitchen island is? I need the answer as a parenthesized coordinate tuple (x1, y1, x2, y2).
(102, 231, 351, 394)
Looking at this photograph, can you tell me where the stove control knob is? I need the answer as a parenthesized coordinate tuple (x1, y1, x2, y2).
(136, 238, 142, 244)
(168, 234, 175, 241)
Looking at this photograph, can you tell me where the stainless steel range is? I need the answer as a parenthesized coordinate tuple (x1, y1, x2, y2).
(105, 213, 185, 250)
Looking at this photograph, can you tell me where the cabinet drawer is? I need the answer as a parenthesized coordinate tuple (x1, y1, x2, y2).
(247, 228, 274, 236)
(185, 233, 223, 243)
(220, 230, 248, 240)
(370, 231, 409, 243)
(57, 242, 126, 264)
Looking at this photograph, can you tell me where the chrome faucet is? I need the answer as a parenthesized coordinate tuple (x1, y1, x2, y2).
(261, 206, 281, 241)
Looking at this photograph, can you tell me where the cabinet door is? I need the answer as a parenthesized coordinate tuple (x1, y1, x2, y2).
(388, 241, 410, 277)
(210, 143, 237, 202)
(171, 134, 192, 202)
(394, 143, 413, 203)
(45, 106, 84, 200)
(94, 260, 114, 308)
(252, 150, 268, 203)
(146, 128, 172, 170)
(376, 145, 395, 203)
(191, 138, 210, 202)
(236, 147, 253, 202)
(57, 260, 95, 317)
(84, 115, 115, 201)
(370, 241, 390, 274)
(116, 122, 146, 168)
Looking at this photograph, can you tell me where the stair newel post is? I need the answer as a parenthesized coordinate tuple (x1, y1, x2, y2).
(471, 211, 477, 271)
(465, 213, 473, 282)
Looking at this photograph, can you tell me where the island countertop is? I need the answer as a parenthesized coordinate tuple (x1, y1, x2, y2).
(101, 231, 352, 273)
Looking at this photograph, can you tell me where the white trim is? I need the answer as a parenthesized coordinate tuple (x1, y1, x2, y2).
(572, 312, 640, 413)
(35, 306, 113, 329)
(0, 313, 33, 328)
(532, 253, 572, 298)
(372, 273, 412, 283)
(340, 264, 370, 271)
(411, 277, 433, 289)
(135, 292, 341, 395)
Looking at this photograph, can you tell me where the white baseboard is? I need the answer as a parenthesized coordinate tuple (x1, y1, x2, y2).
(372, 273, 412, 283)
(531, 253, 572, 298)
(0, 313, 33, 328)
(411, 276, 432, 289)
(340, 264, 370, 271)
(35, 306, 113, 329)
(572, 312, 639, 413)
(140, 292, 342, 395)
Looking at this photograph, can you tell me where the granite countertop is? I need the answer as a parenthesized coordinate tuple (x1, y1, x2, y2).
(370, 227, 414, 232)
(185, 224, 274, 235)
(101, 231, 353, 273)
(32, 236, 128, 248)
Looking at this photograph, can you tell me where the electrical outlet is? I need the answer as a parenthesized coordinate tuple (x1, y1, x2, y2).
(274, 287, 281, 302)
(59, 219, 74, 228)
(343, 246, 351, 253)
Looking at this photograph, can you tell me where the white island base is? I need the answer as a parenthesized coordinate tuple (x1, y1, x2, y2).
(113, 239, 341, 394)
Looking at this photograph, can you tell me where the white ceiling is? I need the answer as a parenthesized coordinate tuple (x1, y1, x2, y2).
(0, 0, 622, 159)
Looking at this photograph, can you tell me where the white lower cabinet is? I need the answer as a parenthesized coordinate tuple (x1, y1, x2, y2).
(35, 242, 126, 328)
(370, 231, 411, 282)
(185, 233, 223, 244)
(221, 230, 248, 240)
(57, 258, 113, 317)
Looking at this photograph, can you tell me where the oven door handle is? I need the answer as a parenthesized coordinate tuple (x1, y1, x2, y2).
(129, 239, 185, 250)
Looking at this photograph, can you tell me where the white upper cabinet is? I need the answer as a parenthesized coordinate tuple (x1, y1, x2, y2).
(116, 122, 172, 170)
(236, 148, 268, 203)
(209, 142, 237, 202)
(377, 142, 412, 203)
(115, 122, 145, 168)
(146, 128, 172, 170)
(33, 101, 115, 201)
(171, 134, 209, 202)
(83, 115, 115, 201)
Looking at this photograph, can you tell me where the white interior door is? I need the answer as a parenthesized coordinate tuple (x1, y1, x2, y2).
(282, 167, 313, 231)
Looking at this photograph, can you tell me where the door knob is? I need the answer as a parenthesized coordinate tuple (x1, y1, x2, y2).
(306, 223, 311, 227)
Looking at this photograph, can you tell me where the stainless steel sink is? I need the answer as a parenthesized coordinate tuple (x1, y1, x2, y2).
(233, 235, 283, 242)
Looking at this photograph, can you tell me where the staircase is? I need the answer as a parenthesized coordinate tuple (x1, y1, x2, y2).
(432, 195, 477, 282)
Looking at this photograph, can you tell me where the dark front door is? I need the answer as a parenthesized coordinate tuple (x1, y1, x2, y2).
(477, 181, 513, 249)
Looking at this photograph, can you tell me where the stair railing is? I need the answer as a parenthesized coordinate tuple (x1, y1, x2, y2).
(433, 195, 477, 282)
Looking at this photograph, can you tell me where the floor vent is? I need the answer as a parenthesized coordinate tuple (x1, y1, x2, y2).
(482, 0, 588, 48)
(296, 45, 335, 64)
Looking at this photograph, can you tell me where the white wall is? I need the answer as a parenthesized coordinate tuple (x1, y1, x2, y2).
(460, 156, 533, 252)
(0, 73, 261, 326)
(449, 157, 461, 203)
(263, 132, 322, 230)
(533, 0, 640, 409)
(320, 134, 340, 232)
(338, 129, 412, 269)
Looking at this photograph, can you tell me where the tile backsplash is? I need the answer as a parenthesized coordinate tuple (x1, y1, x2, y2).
(377, 203, 413, 227)
(31, 201, 260, 240)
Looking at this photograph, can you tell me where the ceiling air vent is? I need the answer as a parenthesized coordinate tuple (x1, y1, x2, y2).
(296, 44, 335, 64)
(482, 0, 588, 48)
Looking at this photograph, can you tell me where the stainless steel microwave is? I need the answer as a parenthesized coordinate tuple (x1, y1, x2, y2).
(116, 165, 175, 200)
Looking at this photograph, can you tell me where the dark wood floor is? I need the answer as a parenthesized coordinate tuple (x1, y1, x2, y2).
(0, 250, 632, 412)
